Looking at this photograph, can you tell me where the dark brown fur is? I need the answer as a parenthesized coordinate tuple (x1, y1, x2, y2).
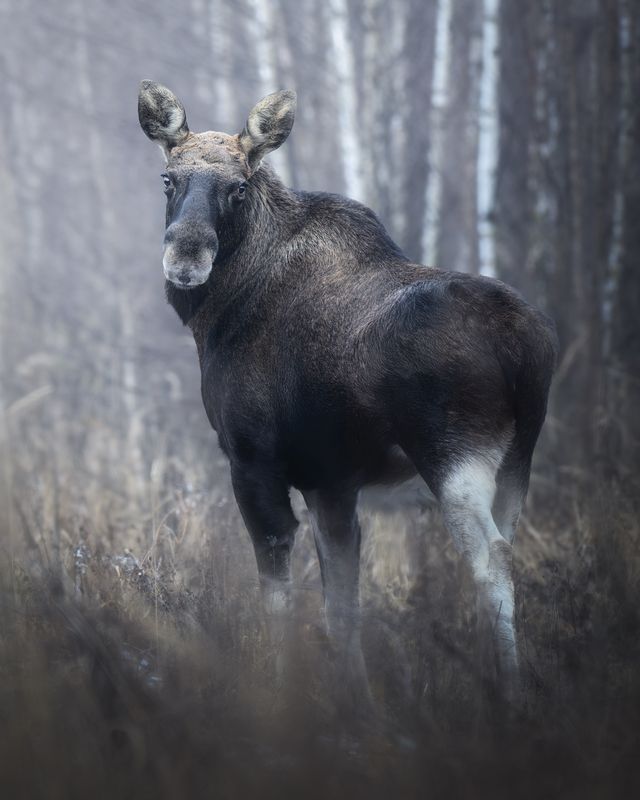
(139, 82, 558, 691)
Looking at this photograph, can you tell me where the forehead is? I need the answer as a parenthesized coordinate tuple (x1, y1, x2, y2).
(168, 131, 249, 177)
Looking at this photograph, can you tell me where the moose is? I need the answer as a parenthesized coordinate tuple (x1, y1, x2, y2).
(138, 81, 557, 698)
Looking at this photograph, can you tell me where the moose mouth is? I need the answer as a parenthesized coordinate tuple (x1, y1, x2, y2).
(162, 245, 215, 288)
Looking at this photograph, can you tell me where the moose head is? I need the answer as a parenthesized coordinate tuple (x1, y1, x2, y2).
(138, 80, 296, 288)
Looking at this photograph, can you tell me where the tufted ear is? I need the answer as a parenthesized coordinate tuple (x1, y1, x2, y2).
(138, 80, 190, 158)
(239, 90, 296, 171)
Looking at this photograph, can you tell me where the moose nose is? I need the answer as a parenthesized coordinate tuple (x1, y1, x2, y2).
(163, 222, 218, 254)
(162, 220, 218, 288)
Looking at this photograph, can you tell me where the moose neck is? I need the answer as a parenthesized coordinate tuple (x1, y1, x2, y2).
(166, 164, 299, 339)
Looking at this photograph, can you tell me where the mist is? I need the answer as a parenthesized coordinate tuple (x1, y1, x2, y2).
(1, 1, 639, 797)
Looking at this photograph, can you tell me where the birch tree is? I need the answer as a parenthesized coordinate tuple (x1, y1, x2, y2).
(327, 0, 365, 201)
(245, 0, 292, 184)
(421, 0, 453, 265)
(476, 0, 499, 276)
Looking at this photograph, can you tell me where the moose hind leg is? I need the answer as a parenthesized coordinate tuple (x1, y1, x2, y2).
(438, 452, 519, 692)
(492, 447, 531, 545)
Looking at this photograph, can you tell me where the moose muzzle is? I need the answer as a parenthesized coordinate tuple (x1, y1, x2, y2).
(162, 221, 218, 288)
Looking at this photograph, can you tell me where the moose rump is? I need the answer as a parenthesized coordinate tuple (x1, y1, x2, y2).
(370, 274, 556, 681)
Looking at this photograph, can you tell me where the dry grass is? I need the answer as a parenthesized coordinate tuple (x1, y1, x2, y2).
(1, 381, 640, 800)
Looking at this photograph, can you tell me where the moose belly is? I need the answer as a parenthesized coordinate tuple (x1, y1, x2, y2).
(285, 441, 418, 493)
(203, 361, 417, 491)
(278, 400, 415, 491)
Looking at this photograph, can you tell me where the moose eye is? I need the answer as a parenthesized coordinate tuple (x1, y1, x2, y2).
(161, 174, 172, 190)
(229, 182, 248, 207)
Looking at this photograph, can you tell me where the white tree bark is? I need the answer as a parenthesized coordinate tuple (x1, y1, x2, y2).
(362, 0, 379, 205)
(246, 0, 291, 183)
(389, 4, 408, 239)
(421, 0, 453, 265)
(476, 0, 500, 277)
(604, 0, 632, 358)
(208, 0, 234, 128)
(75, 0, 145, 494)
(191, 0, 213, 110)
(327, 0, 364, 201)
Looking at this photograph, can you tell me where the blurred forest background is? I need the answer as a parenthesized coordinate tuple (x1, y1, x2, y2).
(1, 0, 639, 798)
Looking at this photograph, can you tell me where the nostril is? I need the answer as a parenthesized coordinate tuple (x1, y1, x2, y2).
(177, 271, 191, 285)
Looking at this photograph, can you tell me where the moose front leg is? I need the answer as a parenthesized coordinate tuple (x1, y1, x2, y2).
(304, 487, 372, 707)
(304, 488, 361, 635)
(231, 464, 298, 614)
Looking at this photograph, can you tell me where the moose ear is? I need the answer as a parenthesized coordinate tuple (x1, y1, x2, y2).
(138, 80, 190, 157)
(239, 90, 296, 171)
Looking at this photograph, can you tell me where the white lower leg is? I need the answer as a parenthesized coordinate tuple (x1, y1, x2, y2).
(492, 475, 526, 545)
(482, 538, 518, 676)
(440, 452, 519, 691)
